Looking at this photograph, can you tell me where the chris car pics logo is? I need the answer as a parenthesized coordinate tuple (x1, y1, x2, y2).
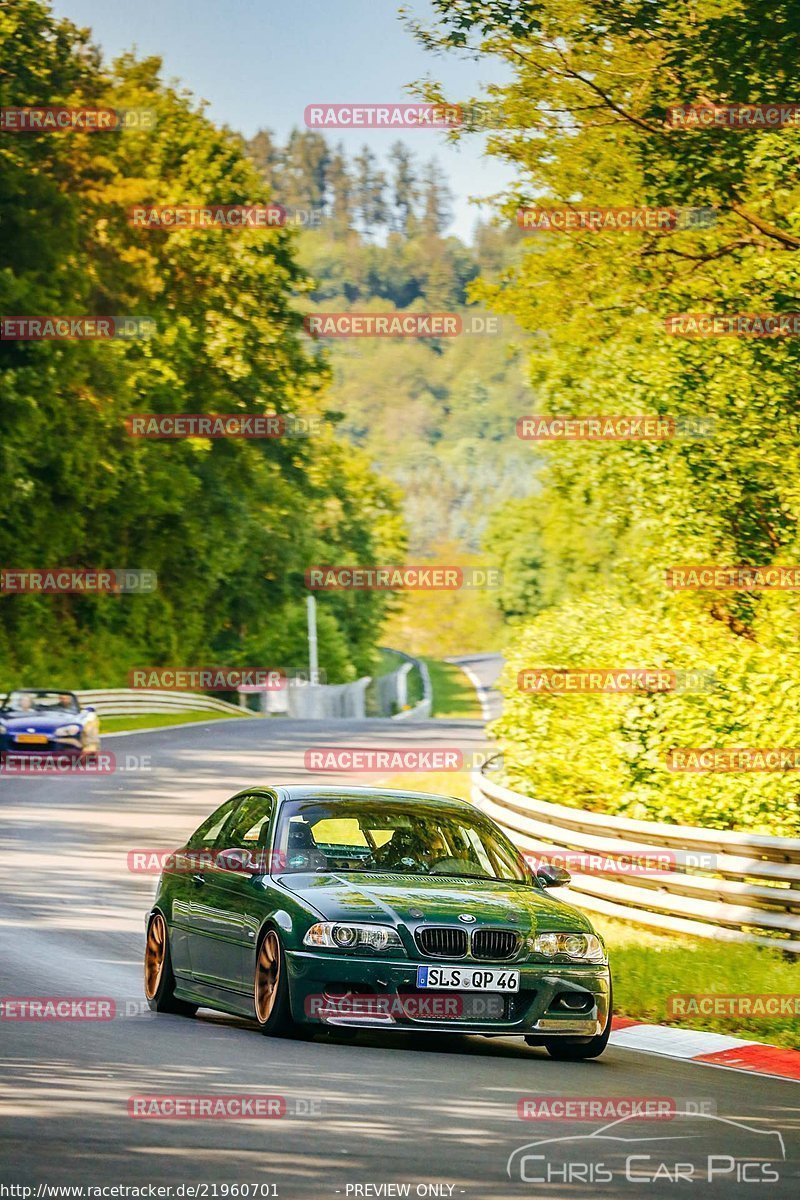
(507, 1112, 784, 1185)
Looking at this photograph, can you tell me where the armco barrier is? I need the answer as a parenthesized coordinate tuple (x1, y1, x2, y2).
(285, 677, 371, 719)
(472, 759, 800, 953)
(380, 649, 432, 720)
(76, 689, 250, 718)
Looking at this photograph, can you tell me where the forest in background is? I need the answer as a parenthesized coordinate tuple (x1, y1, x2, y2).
(246, 130, 537, 545)
(244, 127, 540, 653)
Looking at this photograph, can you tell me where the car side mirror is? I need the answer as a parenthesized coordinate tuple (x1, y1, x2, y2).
(216, 847, 259, 874)
(536, 863, 571, 888)
(84, 705, 96, 713)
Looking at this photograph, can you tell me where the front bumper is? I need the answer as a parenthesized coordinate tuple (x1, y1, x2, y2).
(1, 737, 84, 755)
(286, 949, 611, 1036)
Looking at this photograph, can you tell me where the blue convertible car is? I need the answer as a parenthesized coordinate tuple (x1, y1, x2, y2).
(0, 690, 101, 757)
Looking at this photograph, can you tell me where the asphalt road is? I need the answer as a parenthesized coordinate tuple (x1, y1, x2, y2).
(446, 654, 504, 721)
(1, 656, 798, 1198)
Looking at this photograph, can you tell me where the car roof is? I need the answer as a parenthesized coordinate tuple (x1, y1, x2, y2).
(273, 784, 473, 808)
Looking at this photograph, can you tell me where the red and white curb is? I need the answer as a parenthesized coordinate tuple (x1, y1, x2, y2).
(610, 1017, 800, 1081)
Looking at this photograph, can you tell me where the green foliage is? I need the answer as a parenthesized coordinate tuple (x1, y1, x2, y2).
(416, 0, 800, 833)
(382, 542, 506, 656)
(245, 129, 537, 559)
(493, 595, 800, 833)
(0, 1, 404, 687)
(483, 496, 545, 619)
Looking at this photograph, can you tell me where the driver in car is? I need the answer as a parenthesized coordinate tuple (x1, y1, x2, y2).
(372, 824, 445, 871)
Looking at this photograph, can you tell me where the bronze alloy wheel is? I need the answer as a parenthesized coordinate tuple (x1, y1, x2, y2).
(144, 912, 167, 1000)
(255, 930, 281, 1023)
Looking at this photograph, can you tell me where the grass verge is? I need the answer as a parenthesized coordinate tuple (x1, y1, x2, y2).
(595, 916, 800, 1048)
(101, 709, 250, 733)
(423, 657, 483, 719)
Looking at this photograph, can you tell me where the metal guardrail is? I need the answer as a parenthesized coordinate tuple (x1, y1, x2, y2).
(76, 689, 250, 718)
(472, 759, 800, 953)
(283, 677, 372, 719)
(382, 650, 432, 720)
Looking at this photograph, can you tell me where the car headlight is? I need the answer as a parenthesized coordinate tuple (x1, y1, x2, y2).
(303, 922, 405, 954)
(54, 724, 81, 737)
(532, 932, 606, 963)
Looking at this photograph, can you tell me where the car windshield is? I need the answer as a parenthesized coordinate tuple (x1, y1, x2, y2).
(0, 691, 80, 715)
(274, 797, 528, 882)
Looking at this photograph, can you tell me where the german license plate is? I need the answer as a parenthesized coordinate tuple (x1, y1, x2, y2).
(16, 734, 48, 744)
(416, 966, 519, 992)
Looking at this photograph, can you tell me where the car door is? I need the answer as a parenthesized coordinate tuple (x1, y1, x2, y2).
(168, 795, 242, 979)
(187, 791, 277, 994)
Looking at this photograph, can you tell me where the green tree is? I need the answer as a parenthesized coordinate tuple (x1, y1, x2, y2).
(0, 1, 404, 687)
(326, 144, 354, 233)
(279, 129, 330, 210)
(388, 141, 419, 233)
(410, 0, 800, 832)
(245, 128, 280, 194)
(353, 146, 389, 234)
(419, 158, 453, 235)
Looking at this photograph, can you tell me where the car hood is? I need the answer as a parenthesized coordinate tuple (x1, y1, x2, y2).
(280, 871, 594, 935)
(1, 713, 80, 732)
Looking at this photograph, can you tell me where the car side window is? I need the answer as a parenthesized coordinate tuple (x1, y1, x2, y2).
(220, 792, 275, 849)
(187, 797, 241, 849)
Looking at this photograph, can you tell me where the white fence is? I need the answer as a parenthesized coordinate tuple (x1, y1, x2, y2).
(76, 689, 249, 718)
(472, 760, 800, 953)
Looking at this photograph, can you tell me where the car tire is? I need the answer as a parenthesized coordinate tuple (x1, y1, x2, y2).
(254, 927, 295, 1037)
(144, 911, 198, 1016)
(543, 983, 613, 1061)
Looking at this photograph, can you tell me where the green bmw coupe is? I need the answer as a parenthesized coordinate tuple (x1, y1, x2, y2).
(144, 786, 613, 1059)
